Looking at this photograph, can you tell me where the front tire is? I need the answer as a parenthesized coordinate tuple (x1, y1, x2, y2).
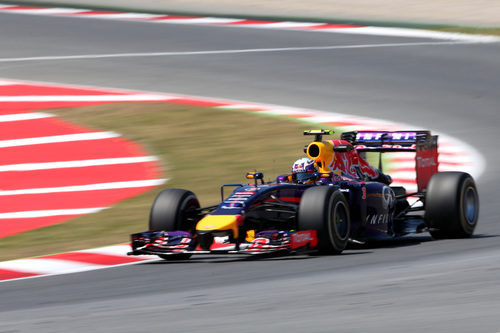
(149, 189, 200, 232)
(298, 186, 350, 254)
(425, 172, 479, 239)
(149, 189, 200, 260)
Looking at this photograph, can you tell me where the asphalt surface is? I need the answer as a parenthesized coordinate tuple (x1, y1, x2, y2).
(1, 12, 500, 333)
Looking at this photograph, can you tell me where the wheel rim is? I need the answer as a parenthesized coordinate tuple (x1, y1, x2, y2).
(332, 201, 349, 240)
(179, 197, 200, 231)
(463, 186, 478, 225)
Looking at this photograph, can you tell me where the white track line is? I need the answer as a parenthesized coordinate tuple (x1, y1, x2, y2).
(0, 94, 172, 101)
(69, 13, 166, 20)
(0, 179, 167, 196)
(386, 171, 416, 179)
(0, 80, 18, 85)
(153, 17, 244, 24)
(14, 8, 91, 15)
(0, 156, 159, 172)
(0, 132, 119, 148)
(329, 27, 500, 42)
(0, 41, 475, 63)
(0, 207, 106, 219)
(0, 258, 106, 274)
(78, 244, 139, 256)
(0, 112, 53, 122)
(261, 22, 328, 29)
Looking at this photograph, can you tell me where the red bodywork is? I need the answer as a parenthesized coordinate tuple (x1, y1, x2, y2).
(415, 136, 439, 192)
(329, 140, 381, 181)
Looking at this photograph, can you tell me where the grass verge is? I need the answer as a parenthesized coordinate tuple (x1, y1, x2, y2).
(0, 103, 336, 261)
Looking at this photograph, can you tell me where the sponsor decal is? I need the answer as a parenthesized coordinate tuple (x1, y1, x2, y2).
(356, 131, 417, 142)
(416, 156, 437, 168)
(221, 190, 255, 208)
(366, 213, 391, 225)
(252, 238, 270, 245)
(354, 144, 416, 150)
(291, 230, 318, 249)
(415, 136, 439, 191)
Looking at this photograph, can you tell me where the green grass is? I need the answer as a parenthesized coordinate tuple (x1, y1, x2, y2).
(0, 103, 338, 261)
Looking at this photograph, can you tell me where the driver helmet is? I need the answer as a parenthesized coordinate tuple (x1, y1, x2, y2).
(291, 157, 317, 184)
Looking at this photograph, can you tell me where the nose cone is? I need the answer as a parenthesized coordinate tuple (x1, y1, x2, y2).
(196, 215, 243, 238)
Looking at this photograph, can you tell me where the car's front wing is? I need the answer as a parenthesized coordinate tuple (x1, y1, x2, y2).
(128, 230, 318, 256)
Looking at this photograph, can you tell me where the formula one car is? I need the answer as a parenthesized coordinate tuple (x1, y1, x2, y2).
(128, 130, 479, 260)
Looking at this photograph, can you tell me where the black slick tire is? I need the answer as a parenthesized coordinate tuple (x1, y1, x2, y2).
(425, 172, 479, 239)
(298, 186, 350, 254)
(149, 189, 200, 260)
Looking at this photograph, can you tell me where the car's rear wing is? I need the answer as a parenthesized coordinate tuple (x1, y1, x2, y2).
(340, 130, 432, 152)
(341, 131, 439, 192)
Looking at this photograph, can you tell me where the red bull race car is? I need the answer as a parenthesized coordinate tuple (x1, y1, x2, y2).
(128, 130, 479, 260)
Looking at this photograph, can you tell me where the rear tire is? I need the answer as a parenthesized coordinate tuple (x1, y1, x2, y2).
(425, 172, 479, 239)
(149, 189, 200, 260)
(298, 186, 350, 254)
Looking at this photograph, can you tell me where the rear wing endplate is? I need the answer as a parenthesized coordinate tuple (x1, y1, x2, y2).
(341, 131, 439, 191)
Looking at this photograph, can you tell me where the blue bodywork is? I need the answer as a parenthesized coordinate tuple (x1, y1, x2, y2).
(214, 176, 401, 242)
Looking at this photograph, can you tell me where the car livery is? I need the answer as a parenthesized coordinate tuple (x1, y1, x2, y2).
(129, 130, 479, 260)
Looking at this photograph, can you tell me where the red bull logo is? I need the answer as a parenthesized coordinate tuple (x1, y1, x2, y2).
(328, 140, 379, 180)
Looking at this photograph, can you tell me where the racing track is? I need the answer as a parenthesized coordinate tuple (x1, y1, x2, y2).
(1, 8, 500, 333)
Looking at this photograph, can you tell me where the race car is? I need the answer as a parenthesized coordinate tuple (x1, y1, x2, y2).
(128, 129, 479, 260)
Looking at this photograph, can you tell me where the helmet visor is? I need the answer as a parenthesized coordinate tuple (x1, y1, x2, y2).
(294, 172, 315, 183)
